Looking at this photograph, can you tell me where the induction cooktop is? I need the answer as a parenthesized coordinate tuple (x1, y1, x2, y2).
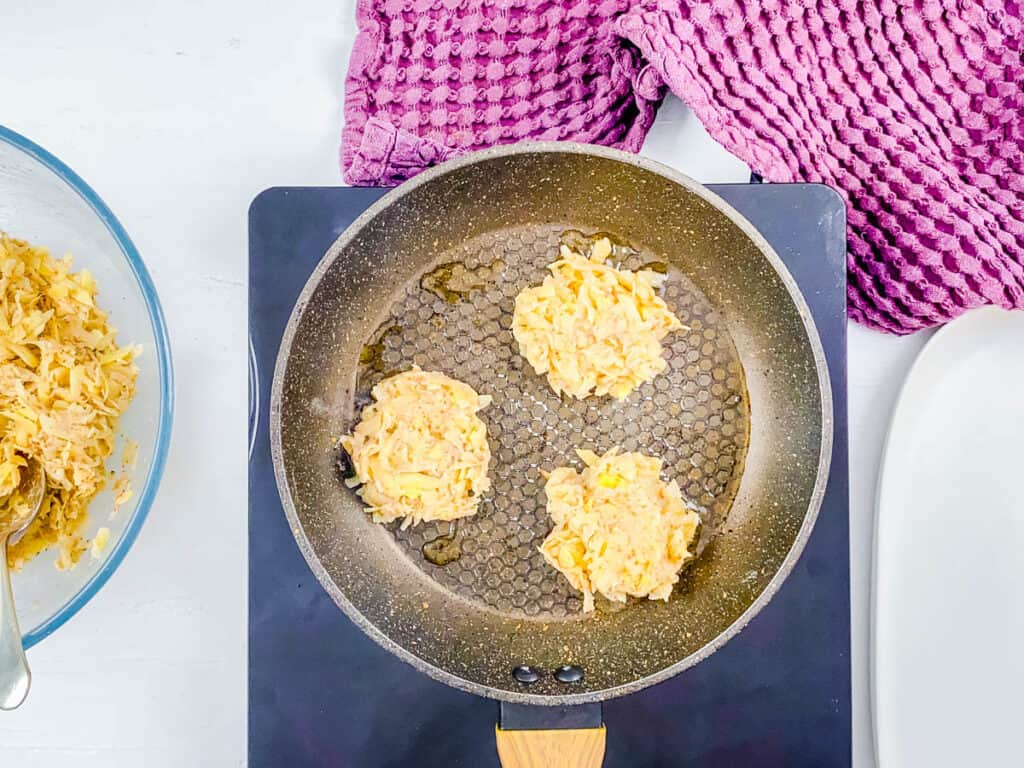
(248, 183, 849, 767)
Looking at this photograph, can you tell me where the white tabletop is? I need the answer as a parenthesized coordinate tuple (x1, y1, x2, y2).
(1, 2, 931, 765)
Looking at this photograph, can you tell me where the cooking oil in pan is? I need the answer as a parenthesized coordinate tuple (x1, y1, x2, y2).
(421, 258, 505, 304)
(561, 229, 671, 279)
(558, 229, 637, 261)
(422, 522, 463, 566)
(358, 324, 402, 378)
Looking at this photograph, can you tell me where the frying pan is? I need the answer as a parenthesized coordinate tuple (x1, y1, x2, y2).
(270, 144, 832, 766)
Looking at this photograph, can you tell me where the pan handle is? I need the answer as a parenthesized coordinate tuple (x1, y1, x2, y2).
(495, 725, 606, 768)
(495, 702, 606, 768)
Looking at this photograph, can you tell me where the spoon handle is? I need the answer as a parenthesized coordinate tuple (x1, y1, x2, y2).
(0, 538, 30, 710)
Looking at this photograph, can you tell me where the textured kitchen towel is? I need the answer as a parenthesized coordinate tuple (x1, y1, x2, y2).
(342, 0, 1024, 334)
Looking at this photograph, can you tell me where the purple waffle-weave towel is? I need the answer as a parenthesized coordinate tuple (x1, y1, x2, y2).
(342, 0, 1024, 334)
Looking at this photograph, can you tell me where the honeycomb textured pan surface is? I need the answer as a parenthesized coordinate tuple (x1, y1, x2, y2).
(352, 225, 750, 619)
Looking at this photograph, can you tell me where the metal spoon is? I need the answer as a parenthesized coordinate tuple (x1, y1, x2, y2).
(0, 456, 45, 710)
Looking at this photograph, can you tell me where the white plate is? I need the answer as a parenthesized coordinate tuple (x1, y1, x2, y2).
(873, 307, 1024, 767)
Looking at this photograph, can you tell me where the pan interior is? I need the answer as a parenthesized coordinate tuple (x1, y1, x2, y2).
(274, 149, 826, 701)
(357, 225, 749, 618)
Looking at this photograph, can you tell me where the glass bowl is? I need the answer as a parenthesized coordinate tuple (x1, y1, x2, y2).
(0, 125, 173, 647)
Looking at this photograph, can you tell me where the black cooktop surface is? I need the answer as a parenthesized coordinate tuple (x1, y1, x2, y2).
(248, 184, 849, 767)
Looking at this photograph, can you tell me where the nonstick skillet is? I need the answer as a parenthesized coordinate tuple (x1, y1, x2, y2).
(271, 143, 832, 766)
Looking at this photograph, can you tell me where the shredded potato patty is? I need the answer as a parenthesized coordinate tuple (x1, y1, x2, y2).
(1, 234, 138, 570)
(341, 368, 492, 529)
(540, 448, 701, 612)
(512, 237, 685, 400)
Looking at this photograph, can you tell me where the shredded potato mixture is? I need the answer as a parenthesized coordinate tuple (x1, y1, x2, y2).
(0, 234, 138, 570)
(512, 237, 685, 400)
(540, 448, 701, 612)
(341, 367, 492, 529)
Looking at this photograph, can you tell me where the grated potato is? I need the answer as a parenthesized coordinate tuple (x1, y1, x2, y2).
(90, 526, 111, 559)
(540, 448, 701, 613)
(340, 367, 492, 529)
(0, 233, 138, 570)
(512, 237, 685, 400)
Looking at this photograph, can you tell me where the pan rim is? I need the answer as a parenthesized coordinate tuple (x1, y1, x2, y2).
(269, 142, 834, 705)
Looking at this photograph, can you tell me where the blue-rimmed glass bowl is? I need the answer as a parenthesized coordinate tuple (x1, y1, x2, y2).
(0, 125, 173, 647)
